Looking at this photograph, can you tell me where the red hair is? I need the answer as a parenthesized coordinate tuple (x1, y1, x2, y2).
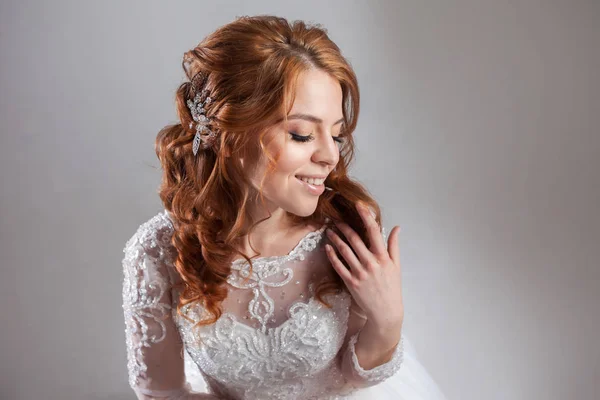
(155, 15, 383, 327)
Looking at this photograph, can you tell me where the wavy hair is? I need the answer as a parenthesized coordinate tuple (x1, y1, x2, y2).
(155, 15, 383, 327)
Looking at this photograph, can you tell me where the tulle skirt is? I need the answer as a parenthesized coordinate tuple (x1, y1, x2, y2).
(184, 334, 447, 399)
(343, 334, 447, 399)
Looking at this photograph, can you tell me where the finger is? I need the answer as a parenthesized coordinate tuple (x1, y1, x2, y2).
(388, 226, 401, 268)
(335, 221, 377, 268)
(326, 228, 366, 279)
(325, 243, 357, 286)
(356, 203, 387, 256)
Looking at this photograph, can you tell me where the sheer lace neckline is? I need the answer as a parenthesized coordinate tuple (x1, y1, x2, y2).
(162, 209, 329, 265)
(218, 288, 349, 333)
(230, 221, 329, 266)
(226, 223, 330, 333)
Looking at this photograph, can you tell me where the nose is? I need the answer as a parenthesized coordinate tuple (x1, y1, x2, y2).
(312, 133, 340, 167)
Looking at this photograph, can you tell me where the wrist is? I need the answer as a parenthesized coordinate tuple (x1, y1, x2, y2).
(353, 322, 403, 370)
(365, 313, 403, 334)
(359, 319, 402, 351)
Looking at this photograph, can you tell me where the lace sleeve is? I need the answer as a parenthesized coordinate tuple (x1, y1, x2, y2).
(340, 331, 405, 388)
(122, 215, 219, 400)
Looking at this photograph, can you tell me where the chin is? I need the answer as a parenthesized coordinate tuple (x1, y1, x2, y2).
(295, 210, 316, 218)
(287, 203, 318, 218)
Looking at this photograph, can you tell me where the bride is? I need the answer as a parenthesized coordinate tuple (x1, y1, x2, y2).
(122, 15, 447, 399)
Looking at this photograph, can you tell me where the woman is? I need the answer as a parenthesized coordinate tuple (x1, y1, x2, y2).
(122, 15, 447, 399)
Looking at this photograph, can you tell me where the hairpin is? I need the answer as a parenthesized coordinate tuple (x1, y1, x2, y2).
(186, 73, 216, 155)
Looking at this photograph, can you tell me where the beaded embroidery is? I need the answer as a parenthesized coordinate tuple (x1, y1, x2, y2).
(122, 210, 404, 398)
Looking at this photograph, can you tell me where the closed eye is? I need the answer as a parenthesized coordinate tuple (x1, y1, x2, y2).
(289, 132, 346, 144)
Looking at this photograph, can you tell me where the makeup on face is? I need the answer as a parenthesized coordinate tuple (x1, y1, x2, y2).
(294, 174, 326, 195)
(246, 69, 345, 217)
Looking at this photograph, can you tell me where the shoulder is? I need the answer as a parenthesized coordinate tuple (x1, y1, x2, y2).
(123, 210, 175, 253)
(122, 210, 177, 268)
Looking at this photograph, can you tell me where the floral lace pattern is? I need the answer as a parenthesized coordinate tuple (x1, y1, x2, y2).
(347, 331, 405, 383)
(122, 210, 405, 399)
(226, 223, 328, 334)
(121, 212, 176, 388)
(176, 288, 352, 399)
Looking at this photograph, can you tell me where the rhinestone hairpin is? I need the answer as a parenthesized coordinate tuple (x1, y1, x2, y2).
(186, 73, 216, 155)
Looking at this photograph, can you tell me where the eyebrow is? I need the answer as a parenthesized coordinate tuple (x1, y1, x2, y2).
(286, 113, 345, 126)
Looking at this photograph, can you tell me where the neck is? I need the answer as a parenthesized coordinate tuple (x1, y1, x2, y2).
(234, 203, 310, 260)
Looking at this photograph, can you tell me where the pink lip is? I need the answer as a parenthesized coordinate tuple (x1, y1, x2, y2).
(295, 174, 328, 179)
(295, 176, 325, 195)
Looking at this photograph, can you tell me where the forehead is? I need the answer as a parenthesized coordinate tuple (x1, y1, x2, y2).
(287, 69, 343, 123)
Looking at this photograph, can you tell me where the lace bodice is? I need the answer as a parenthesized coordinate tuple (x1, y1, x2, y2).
(122, 210, 404, 399)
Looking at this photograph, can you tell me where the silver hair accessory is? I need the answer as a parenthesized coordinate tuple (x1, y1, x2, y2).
(186, 73, 216, 155)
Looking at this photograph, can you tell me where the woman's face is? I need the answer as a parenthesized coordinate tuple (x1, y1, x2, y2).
(247, 68, 345, 218)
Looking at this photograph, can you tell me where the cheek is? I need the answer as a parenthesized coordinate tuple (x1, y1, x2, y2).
(275, 146, 311, 176)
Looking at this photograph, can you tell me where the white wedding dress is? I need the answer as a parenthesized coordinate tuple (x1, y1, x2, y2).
(122, 210, 448, 399)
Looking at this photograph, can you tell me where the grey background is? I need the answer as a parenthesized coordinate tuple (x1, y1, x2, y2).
(1, 0, 598, 399)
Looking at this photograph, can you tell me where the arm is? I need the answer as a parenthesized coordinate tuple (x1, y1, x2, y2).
(338, 292, 405, 389)
(122, 230, 219, 400)
(327, 215, 405, 389)
(339, 223, 404, 387)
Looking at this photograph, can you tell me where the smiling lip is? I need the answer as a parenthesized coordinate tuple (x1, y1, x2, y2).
(295, 174, 327, 179)
(295, 176, 326, 195)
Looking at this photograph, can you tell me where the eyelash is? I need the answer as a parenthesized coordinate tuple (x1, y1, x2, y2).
(289, 132, 346, 144)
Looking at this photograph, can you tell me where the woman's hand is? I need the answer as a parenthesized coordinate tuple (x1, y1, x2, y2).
(325, 202, 404, 330)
